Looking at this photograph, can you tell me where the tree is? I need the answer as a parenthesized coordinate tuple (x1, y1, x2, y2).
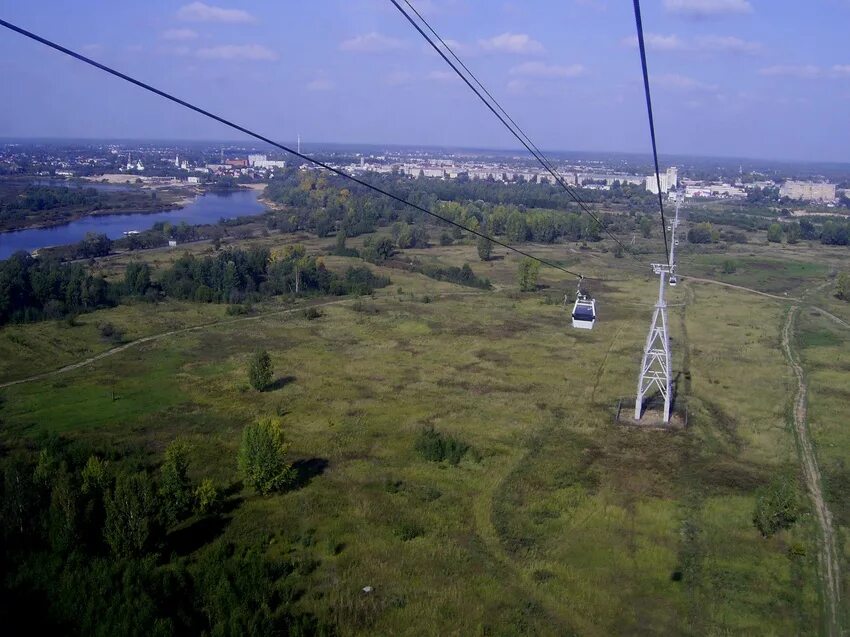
(104, 472, 161, 557)
(767, 223, 783, 243)
(159, 441, 192, 526)
(476, 235, 492, 261)
(248, 350, 273, 392)
(639, 216, 653, 238)
(237, 417, 295, 495)
(505, 212, 528, 242)
(687, 223, 714, 244)
(722, 259, 738, 274)
(836, 272, 850, 301)
(517, 258, 540, 292)
(125, 262, 152, 297)
(785, 222, 801, 245)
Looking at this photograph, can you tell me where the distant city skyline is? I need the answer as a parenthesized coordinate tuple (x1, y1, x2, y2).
(1, 1, 849, 162)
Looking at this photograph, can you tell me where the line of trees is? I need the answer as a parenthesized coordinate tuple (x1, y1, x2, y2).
(0, 246, 390, 326)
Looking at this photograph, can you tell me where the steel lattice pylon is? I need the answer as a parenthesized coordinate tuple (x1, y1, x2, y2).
(635, 265, 672, 421)
(635, 195, 682, 423)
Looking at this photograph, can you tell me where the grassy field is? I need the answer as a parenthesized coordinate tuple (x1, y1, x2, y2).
(1, 232, 844, 635)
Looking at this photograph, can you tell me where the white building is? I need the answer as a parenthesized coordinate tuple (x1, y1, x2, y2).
(645, 167, 678, 194)
(779, 181, 836, 202)
(248, 154, 287, 170)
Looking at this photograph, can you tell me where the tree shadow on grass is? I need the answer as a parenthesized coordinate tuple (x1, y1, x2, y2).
(289, 458, 329, 490)
(266, 375, 296, 392)
(167, 514, 233, 557)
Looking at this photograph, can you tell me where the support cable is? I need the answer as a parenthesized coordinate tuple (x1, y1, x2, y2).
(390, 0, 640, 263)
(631, 0, 671, 266)
(0, 17, 584, 280)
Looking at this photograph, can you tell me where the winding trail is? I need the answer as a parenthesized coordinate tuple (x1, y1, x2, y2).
(683, 275, 844, 632)
(781, 307, 841, 636)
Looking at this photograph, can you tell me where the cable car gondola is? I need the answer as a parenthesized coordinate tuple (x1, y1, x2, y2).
(568, 279, 596, 330)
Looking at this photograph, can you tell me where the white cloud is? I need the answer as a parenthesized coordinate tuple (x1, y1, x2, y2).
(427, 70, 457, 81)
(478, 33, 544, 54)
(385, 70, 413, 86)
(694, 35, 760, 54)
(833, 65, 850, 76)
(759, 65, 822, 79)
(664, 0, 753, 17)
(195, 44, 277, 61)
(306, 76, 334, 92)
(654, 73, 718, 91)
(622, 32, 759, 54)
(177, 2, 255, 24)
(621, 33, 686, 51)
(161, 28, 199, 41)
(339, 32, 407, 53)
(509, 61, 586, 78)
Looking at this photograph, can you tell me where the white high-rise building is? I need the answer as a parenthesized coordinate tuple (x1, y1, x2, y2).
(646, 167, 678, 194)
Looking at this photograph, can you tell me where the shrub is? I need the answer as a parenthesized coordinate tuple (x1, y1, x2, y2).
(248, 350, 273, 391)
(414, 426, 470, 466)
(237, 417, 295, 495)
(721, 259, 738, 274)
(303, 307, 323, 320)
(194, 478, 221, 515)
(753, 475, 799, 537)
(836, 272, 850, 302)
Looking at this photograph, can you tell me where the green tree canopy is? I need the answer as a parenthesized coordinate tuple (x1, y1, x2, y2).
(238, 417, 295, 495)
(248, 350, 274, 392)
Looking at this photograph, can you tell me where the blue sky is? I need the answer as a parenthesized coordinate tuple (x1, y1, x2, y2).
(0, 0, 849, 161)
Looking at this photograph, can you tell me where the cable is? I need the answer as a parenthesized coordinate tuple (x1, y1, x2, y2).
(389, 0, 640, 264)
(0, 17, 584, 280)
(632, 0, 671, 267)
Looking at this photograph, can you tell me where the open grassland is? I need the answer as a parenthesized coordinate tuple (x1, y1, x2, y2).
(797, 308, 850, 629)
(0, 236, 840, 635)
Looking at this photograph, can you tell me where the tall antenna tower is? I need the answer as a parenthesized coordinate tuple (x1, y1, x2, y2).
(635, 194, 682, 423)
(297, 133, 301, 154)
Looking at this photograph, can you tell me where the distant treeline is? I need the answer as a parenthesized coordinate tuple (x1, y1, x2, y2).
(263, 169, 640, 245)
(0, 246, 390, 326)
(0, 182, 172, 232)
(687, 217, 850, 245)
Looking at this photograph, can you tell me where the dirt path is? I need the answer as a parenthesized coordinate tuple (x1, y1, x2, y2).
(680, 275, 800, 302)
(782, 307, 841, 635)
(0, 290, 489, 390)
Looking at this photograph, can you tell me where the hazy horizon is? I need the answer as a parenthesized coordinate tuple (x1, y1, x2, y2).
(1, 1, 849, 162)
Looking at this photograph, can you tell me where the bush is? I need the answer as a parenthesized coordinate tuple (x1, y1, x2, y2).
(753, 475, 799, 537)
(194, 478, 221, 515)
(237, 417, 295, 495)
(414, 426, 470, 465)
(721, 259, 738, 274)
(303, 307, 323, 320)
(836, 272, 850, 302)
(248, 350, 273, 391)
(99, 322, 124, 343)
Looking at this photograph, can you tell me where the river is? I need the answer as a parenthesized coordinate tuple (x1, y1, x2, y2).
(0, 188, 265, 260)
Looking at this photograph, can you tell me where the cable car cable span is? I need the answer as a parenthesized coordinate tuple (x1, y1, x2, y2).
(631, 0, 671, 267)
(390, 0, 639, 264)
(0, 17, 585, 281)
